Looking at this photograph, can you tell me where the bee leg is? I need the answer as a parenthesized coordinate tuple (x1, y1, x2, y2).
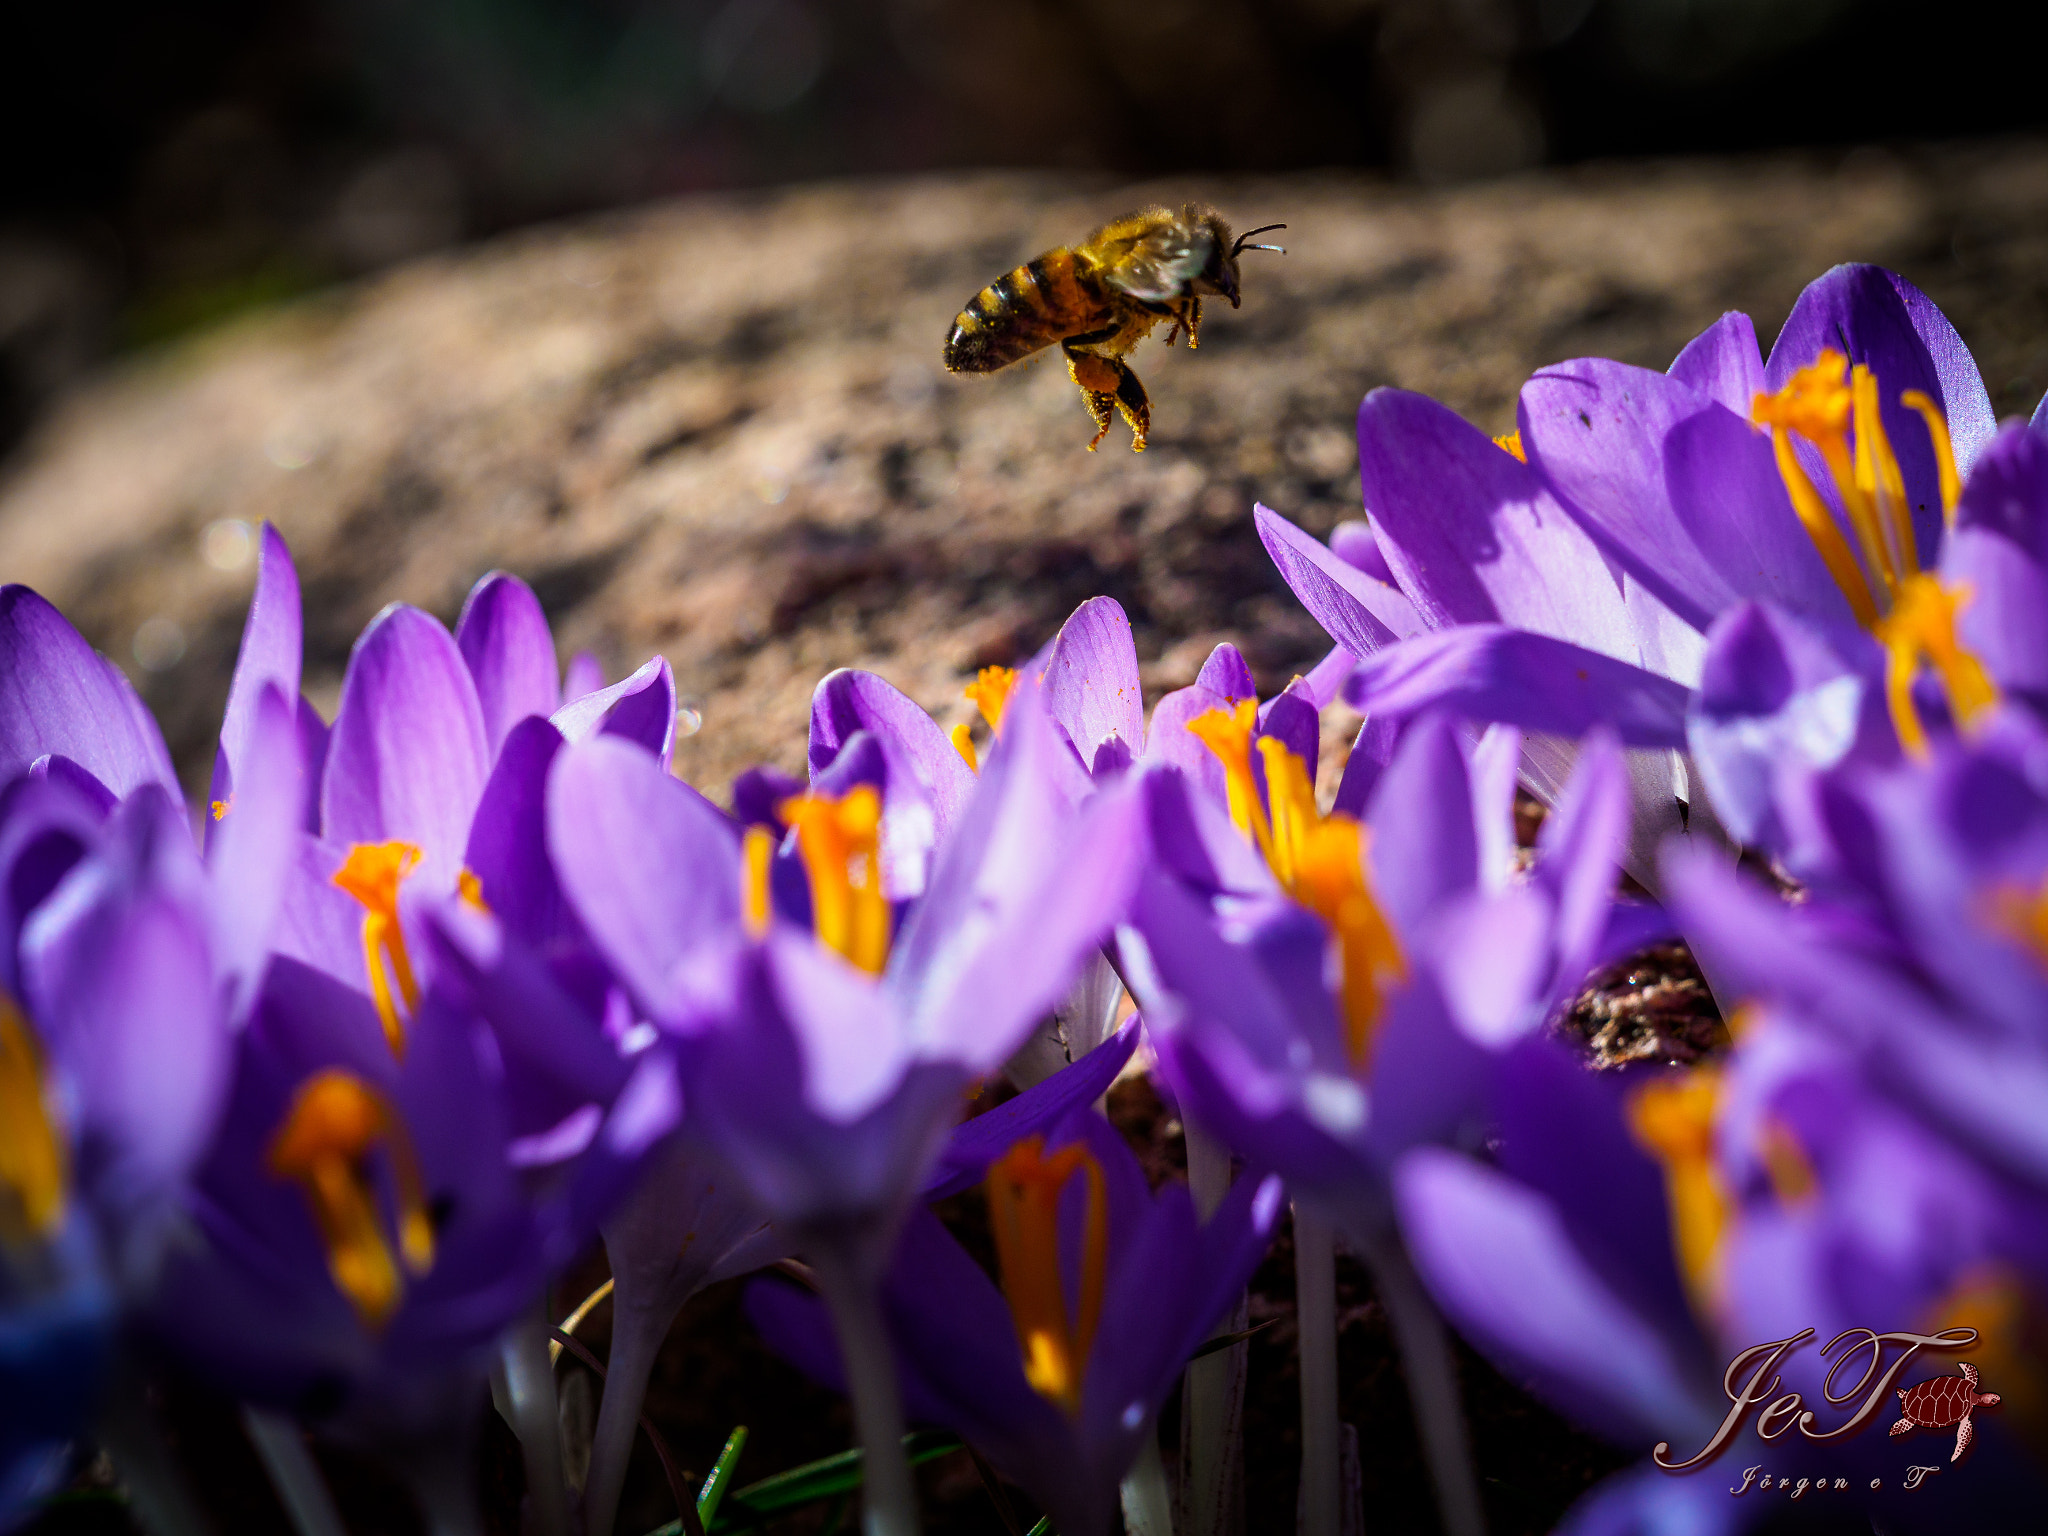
(1163, 304, 1185, 347)
(1185, 297, 1203, 350)
(1065, 345, 1123, 451)
(1114, 362, 1151, 452)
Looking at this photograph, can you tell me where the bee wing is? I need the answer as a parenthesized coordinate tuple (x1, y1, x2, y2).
(1097, 223, 1213, 303)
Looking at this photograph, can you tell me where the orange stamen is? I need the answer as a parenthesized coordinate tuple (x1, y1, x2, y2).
(778, 787, 890, 973)
(986, 1135, 1108, 1415)
(334, 842, 424, 1057)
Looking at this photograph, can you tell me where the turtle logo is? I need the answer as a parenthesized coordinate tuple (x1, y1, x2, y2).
(1890, 1363, 2001, 1462)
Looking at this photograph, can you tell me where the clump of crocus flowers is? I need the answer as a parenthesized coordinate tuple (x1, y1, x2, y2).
(3, 259, 2046, 1536)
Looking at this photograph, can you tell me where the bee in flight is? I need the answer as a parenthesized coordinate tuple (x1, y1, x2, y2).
(942, 203, 1285, 452)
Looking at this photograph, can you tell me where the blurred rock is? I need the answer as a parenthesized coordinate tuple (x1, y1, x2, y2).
(3, 143, 2047, 803)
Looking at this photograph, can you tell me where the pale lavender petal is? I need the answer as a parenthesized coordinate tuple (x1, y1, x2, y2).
(1044, 597, 1145, 770)
(1366, 713, 1476, 934)
(210, 522, 302, 813)
(1193, 643, 1256, 701)
(548, 733, 740, 1015)
(551, 654, 675, 769)
(1329, 518, 1396, 585)
(1520, 359, 1850, 633)
(320, 604, 490, 883)
(1299, 645, 1355, 709)
(295, 699, 328, 833)
(1354, 392, 1640, 661)
(1471, 723, 1521, 895)
(456, 573, 562, 756)
(889, 693, 1146, 1071)
(206, 684, 306, 1019)
(808, 668, 974, 835)
(1395, 1148, 1718, 1448)
(1255, 505, 1412, 657)
(1665, 310, 1764, 415)
(0, 587, 177, 801)
(563, 651, 605, 702)
(1140, 684, 1233, 803)
(1344, 627, 1692, 748)
(1533, 730, 1627, 992)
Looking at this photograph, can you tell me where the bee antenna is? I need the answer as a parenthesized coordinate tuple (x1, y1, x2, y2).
(1231, 224, 1287, 257)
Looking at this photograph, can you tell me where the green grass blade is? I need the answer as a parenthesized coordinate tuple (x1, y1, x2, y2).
(695, 1427, 749, 1528)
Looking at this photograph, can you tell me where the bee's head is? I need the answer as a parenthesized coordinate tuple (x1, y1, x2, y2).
(1206, 220, 1287, 310)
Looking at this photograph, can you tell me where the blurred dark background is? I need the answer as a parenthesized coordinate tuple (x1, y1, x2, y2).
(3, 0, 2041, 455)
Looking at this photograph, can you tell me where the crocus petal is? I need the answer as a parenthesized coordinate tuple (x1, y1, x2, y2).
(808, 668, 975, 836)
(455, 573, 563, 757)
(206, 683, 306, 1020)
(1395, 1148, 1719, 1447)
(1354, 391, 1641, 662)
(563, 651, 605, 702)
(0, 772, 102, 996)
(1329, 518, 1397, 586)
(551, 654, 676, 769)
(1254, 681, 1320, 796)
(887, 690, 1146, 1071)
(1366, 713, 1478, 933)
(1948, 422, 2048, 701)
(294, 699, 328, 833)
(0, 587, 177, 802)
(210, 522, 303, 815)
(1140, 684, 1234, 804)
(1044, 598, 1145, 771)
(457, 717, 570, 945)
(1665, 309, 1765, 416)
(1345, 627, 1692, 748)
(1765, 264, 1993, 558)
(1685, 601, 1889, 850)
(548, 733, 740, 1017)
(321, 604, 490, 884)
(1254, 504, 1412, 657)
(1331, 714, 1400, 819)
(1193, 643, 1257, 701)
(1520, 358, 1851, 636)
(924, 1016, 1141, 1199)
(1532, 728, 1628, 992)
(22, 798, 227, 1278)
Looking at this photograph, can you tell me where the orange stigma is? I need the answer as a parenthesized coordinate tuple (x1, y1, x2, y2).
(266, 1070, 435, 1329)
(1628, 1069, 1728, 1316)
(1493, 430, 1526, 462)
(0, 999, 66, 1245)
(778, 787, 890, 973)
(1191, 706, 1406, 1068)
(986, 1135, 1109, 1415)
(954, 666, 1019, 772)
(741, 824, 775, 938)
(334, 842, 424, 1056)
(1872, 574, 1999, 758)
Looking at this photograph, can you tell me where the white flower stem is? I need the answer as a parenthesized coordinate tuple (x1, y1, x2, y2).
(1182, 1117, 1243, 1536)
(810, 1244, 919, 1536)
(1357, 1232, 1486, 1536)
(1119, 1432, 1175, 1536)
(1294, 1204, 1342, 1536)
(98, 1383, 216, 1536)
(583, 1291, 670, 1536)
(498, 1301, 571, 1536)
(242, 1407, 347, 1536)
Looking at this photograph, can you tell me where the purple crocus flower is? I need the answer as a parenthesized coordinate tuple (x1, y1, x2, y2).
(748, 1107, 1282, 1536)
(1689, 417, 2048, 854)
(1119, 706, 1633, 1536)
(1257, 264, 1995, 882)
(550, 682, 1146, 1532)
(0, 595, 305, 1520)
(1395, 1014, 2048, 1534)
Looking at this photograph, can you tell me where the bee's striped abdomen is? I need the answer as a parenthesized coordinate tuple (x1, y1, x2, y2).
(943, 248, 1109, 374)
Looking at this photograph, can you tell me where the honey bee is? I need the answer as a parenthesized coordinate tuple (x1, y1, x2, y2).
(942, 203, 1285, 452)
